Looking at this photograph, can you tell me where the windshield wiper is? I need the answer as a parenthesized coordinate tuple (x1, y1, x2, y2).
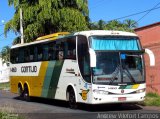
(109, 65, 120, 85)
(122, 65, 136, 84)
(109, 64, 136, 84)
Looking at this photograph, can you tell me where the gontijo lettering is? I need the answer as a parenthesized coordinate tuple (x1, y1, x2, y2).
(21, 66, 37, 73)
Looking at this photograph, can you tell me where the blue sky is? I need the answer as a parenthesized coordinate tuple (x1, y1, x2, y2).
(0, 0, 160, 50)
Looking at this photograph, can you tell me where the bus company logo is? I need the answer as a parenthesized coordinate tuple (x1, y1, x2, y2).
(21, 66, 37, 73)
(121, 89, 124, 94)
(79, 89, 90, 101)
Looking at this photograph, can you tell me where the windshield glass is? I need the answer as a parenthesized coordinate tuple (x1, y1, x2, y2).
(92, 52, 144, 85)
(90, 36, 140, 50)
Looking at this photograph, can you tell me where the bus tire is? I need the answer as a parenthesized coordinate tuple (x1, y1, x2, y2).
(23, 84, 30, 101)
(18, 84, 23, 100)
(68, 89, 77, 109)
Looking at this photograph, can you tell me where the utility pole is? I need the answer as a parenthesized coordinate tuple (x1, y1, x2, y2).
(20, 8, 24, 44)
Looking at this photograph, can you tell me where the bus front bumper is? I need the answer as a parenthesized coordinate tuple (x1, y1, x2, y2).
(89, 93, 145, 104)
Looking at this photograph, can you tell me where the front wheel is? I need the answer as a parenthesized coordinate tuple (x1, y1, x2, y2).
(68, 89, 77, 109)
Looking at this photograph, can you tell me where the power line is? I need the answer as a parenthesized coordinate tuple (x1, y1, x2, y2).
(136, 2, 160, 23)
(106, 6, 160, 22)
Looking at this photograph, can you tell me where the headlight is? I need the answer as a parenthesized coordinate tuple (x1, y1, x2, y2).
(136, 88, 145, 93)
(93, 89, 109, 95)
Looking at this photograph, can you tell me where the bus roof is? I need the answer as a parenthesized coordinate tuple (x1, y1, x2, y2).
(74, 30, 138, 37)
(11, 30, 138, 49)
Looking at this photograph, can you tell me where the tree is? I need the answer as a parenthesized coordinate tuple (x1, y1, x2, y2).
(89, 19, 106, 30)
(123, 19, 138, 29)
(0, 46, 10, 64)
(89, 19, 138, 32)
(4, 0, 89, 43)
(105, 20, 123, 30)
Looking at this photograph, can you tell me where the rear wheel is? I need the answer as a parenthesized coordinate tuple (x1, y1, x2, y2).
(18, 85, 23, 100)
(68, 89, 77, 109)
(23, 85, 30, 101)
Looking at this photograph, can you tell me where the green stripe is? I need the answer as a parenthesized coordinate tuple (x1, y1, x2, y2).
(119, 85, 127, 89)
(47, 60, 64, 99)
(41, 61, 56, 97)
(125, 85, 132, 89)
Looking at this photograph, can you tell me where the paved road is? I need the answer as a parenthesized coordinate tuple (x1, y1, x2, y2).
(0, 90, 160, 119)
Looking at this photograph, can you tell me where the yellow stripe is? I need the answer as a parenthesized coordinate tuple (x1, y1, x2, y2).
(132, 84, 140, 89)
(32, 61, 48, 96)
(10, 62, 49, 97)
(36, 32, 70, 41)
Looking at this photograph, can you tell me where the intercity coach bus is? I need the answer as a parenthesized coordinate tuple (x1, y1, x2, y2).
(10, 30, 147, 108)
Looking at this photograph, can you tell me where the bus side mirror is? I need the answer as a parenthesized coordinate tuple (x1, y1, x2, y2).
(89, 48, 96, 67)
(145, 48, 155, 66)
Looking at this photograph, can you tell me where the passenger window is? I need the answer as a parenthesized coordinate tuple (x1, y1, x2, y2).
(56, 41, 65, 60)
(65, 37, 76, 60)
(24, 48, 30, 62)
(43, 44, 49, 61)
(37, 45, 43, 61)
(10, 49, 18, 64)
(29, 46, 34, 61)
(48, 43, 56, 60)
(19, 48, 24, 63)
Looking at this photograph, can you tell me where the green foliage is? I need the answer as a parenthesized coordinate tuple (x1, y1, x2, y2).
(139, 93, 160, 106)
(57, 8, 88, 32)
(0, 82, 10, 90)
(5, 0, 89, 43)
(0, 46, 10, 64)
(0, 112, 24, 119)
(89, 19, 138, 32)
(146, 92, 159, 98)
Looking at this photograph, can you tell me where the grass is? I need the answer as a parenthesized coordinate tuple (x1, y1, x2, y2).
(0, 111, 24, 119)
(0, 82, 10, 90)
(0, 104, 25, 119)
(140, 92, 160, 106)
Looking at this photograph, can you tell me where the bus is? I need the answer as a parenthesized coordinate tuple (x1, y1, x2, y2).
(10, 30, 146, 108)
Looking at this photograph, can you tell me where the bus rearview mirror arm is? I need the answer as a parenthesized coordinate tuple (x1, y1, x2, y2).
(144, 48, 155, 66)
(89, 48, 96, 67)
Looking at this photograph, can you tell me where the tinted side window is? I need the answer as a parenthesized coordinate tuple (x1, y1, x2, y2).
(77, 35, 91, 83)
(43, 44, 49, 61)
(10, 49, 18, 64)
(37, 45, 43, 61)
(65, 37, 76, 60)
(29, 46, 34, 62)
(24, 47, 30, 62)
(48, 42, 56, 60)
(19, 47, 24, 63)
(56, 40, 65, 60)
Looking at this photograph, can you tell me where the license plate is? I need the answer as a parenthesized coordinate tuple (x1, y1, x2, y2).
(118, 97, 126, 101)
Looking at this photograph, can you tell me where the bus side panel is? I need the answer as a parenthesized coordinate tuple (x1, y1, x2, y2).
(31, 61, 48, 97)
(10, 62, 48, 97)
(54, 60, 92, 103)
(41, 60, 64, 99)
(54, 60, 79, 100)
(10, 76, 32, 94)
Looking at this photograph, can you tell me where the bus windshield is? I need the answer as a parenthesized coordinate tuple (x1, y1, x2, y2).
(92, 52, 144, 85)
(90, 36, 144, 85)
